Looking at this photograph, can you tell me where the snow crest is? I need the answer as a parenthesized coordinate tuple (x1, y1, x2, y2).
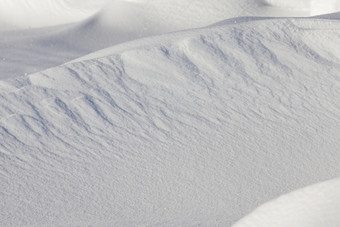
(1, 17, 340, 226)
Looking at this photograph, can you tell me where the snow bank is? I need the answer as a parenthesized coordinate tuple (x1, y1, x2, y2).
(263, 0, 310, 10)
(0, 0, 300, 79)
(1, 17, 340, 226)
(1, 0, 327, 79)
(310, 0, 340, 16)
(2, 0, 339, 79)
(0, 0, 322, 31)
(0, 0, 109, 29)
(264, 0, 340, 15)
(233, 178, 340, 227)
(1, 0, 339, 30)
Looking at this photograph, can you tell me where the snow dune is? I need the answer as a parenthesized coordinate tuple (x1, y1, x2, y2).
(2, 0, 340, 79)
(310, 0, 340, 15)
(265, 0, 340, 15)
(2, 0, 339, 31)
(0, 0, 109, 29)
(1, 16, 340, 226)
(233, 178, 340, 227)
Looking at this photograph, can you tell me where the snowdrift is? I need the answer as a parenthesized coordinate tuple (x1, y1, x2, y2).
(264, 0, 340, 15)
(0, 0, 109, 29)
(1, 0, 340, 79)
(2, 0, 339, 31)
(1, 16, 340, 226)
(233, 178, 340, 227)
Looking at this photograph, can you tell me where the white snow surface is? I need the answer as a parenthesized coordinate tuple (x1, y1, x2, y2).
(1, 15, 340, 226)
(1, 0, 339, 30)
(233, 178, 340, 227)
(2, 0, 340, 79)
(0, 0, 109, 29)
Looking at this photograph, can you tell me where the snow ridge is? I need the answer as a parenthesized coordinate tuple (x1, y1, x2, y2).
(1, 18, 340, 226)
(2, 0, 339, 79)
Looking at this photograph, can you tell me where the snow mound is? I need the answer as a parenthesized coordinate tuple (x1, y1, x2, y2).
(310, 0, 340, 16)
(0, 0, 302, 79)
(264, 0, 340, 15)
(1, 0, 340, 31)
(264, 0, 310, 9)
(233, 178, 340, 227)
(1, 17, 340, 226)
(88, 0, 311, 33)
(3, 0, 340, 79)
(0, 0, 109, 29)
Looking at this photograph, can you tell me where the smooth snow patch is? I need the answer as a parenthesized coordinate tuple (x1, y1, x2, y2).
(310, 0, 340, 16)
(0, 0, 109, 29)
(1, 0, 339, 30)
(233, 178, 340, 227)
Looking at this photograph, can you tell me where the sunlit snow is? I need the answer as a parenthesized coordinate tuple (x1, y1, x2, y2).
(1, 0, 340, 226)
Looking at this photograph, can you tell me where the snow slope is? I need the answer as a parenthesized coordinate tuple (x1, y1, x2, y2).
(1, 16, 340, 226)
(2, 0, 339, 31)
(233, 178, 340, 227)
(0, 0, 262, 79)
(0, 0, 109, 29)
(3, 0, 339, 80)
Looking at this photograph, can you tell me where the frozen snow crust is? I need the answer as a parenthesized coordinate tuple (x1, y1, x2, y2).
(1, 17, 340, 226)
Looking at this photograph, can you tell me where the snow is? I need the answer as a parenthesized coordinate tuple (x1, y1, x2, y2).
(1, 14, 340, 225)
(1, 0, 340, 226)
(1, 0, 339, 31)
(311, 0, 340, 15)
(0, 0, 325, 80)
(233, 178, 340, 227)
(0, 0, 109, 29)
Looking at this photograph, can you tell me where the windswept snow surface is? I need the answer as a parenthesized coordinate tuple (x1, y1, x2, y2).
(233, 178, 340, 227)
(2, 0, 339, 79)
(1, 16, 340, 226)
